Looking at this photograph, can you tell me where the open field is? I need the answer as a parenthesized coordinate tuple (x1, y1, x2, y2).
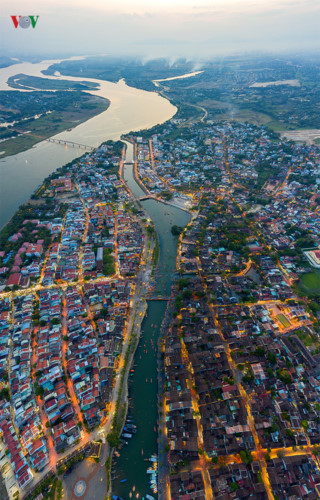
(196, 98, 301, 133)
(280, 129, 320, 144)
(299, 271, 320, 295)
(250, 79, 300, 88)
(199, 100, 272, 126)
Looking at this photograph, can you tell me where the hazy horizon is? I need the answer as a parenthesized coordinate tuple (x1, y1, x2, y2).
(1, 0, 320, 60)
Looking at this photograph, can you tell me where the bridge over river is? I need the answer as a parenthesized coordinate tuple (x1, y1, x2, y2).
(15, 129, 95, 152)
(147, 296, 171, 301)
(45, 137, 95, 151)
(138, 195, 156, 201)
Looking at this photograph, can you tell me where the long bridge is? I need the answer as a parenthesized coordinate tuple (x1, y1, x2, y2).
(45, 137, 95, 151)
(15, 130, 95, 152)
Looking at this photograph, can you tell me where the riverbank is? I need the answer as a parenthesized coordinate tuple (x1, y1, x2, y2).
(0, 94, 109, 158)
(110, 153, 190, 498)
(157, 297, 175, 500)
(105, 228, 154, 497)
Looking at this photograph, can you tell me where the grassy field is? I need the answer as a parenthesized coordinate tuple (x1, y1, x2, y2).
(197, 98, 298, 132)
(264, 120, 294, 132)
(199, 99, 272, 126)
(277, 314, 291, 328)
(0, 96, 109, 158)
(299, 271, 320, 295)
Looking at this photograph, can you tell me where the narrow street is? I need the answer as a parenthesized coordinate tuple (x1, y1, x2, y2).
(180, 338, 214, 500)
(61, 294, 87, 435)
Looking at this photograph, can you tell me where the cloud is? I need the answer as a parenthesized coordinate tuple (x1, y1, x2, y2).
(0, 0, 319, 58)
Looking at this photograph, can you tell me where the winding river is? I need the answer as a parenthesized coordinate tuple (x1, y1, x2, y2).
(0, 58, 176, 228)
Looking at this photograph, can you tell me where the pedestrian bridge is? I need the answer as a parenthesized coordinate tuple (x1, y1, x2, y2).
(147, 296, 171, 301)
(138, 195, 156, 201)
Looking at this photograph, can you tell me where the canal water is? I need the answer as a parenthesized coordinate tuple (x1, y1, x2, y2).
(112, 300, 167, 499)
(113, 164, 190, 499)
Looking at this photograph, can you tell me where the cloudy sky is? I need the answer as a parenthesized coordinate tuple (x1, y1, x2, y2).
(1, 0, 320, 59)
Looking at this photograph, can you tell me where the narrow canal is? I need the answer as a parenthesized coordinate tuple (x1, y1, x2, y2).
(112, 161, 190, 499)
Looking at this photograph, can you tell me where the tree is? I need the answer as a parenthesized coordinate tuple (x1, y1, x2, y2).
(267, 352, 277, 365)
(178, 278, 189, 290)
(0, 388, 10, 401)
(171, 225, 183, 236)
(277, 369, 292, 384)
(146, 225, 154, 236)
(239, 450, 253, 464)
(161, 191, 173, 200)
(107, 431, 120, 448)
(254, 347, 265, 357)
(35, 385, 44, 399)
(230, 482, 239, 492)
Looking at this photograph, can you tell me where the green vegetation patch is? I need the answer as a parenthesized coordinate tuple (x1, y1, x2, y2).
(299, 271, 320, 295)
(276, 314, 291, 328)
(171, 225, 183, 236)
(294, 330, 320, 353)
(7, 74, 99, 91)
(103, 248, 115, 276)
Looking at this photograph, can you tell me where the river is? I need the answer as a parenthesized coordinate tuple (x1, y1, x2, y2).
(0, 58, 191, 499)
(112, 158, 190, 500)
(0, 58, 176, 228)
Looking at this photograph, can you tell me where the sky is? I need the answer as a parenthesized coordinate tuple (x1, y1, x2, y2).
(1, 0, 320, 60)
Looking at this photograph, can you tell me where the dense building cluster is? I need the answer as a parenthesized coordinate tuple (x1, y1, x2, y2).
(0, 142, 143, 495)
(125, 120, 320, 498)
